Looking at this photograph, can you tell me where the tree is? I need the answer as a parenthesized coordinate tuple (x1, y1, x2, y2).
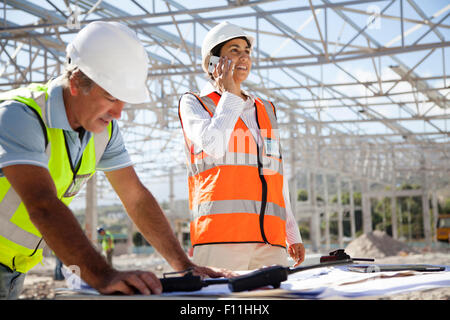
(297, 189, 323, 202)
(297, 189, 308, 201)
(442, 198, 450, 214)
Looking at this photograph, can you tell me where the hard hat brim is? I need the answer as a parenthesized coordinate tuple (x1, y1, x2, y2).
(201, 31, 255, 74)
(66, 21, 151, 105)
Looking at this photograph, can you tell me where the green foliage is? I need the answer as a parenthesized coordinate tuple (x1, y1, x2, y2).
(297, 189, 324, 202)
(366, 183, 448, 239)
(297, 182, 449, 241)
(331, 191, 362, 206)
(442, 198, 450, 214)
(299, 225, 309, 240)
(297, 189, 308, 201)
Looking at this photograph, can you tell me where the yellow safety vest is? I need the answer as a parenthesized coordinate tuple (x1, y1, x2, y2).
(0, 83, 111, 273)
(101, 231, 115, 251)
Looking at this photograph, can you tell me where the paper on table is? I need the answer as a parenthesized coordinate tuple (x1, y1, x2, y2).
(281, 265, 450, 299)
(57, 265, 450, 299)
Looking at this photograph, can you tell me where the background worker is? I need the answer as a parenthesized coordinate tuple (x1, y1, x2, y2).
(0, 21, 228, 300)
(98, 227, 114, 266)
(178, 21, 305, 270)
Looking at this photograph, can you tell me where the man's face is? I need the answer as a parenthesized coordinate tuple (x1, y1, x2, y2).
(67, 80, 125, 133)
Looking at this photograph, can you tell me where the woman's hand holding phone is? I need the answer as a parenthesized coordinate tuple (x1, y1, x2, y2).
(211, 56, 240, 97)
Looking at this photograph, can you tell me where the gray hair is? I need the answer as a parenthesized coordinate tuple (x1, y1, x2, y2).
(62, 59, 95, 94)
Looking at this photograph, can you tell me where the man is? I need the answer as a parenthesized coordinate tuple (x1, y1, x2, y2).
(97, 227, 114, 266)
(0, 21, 227, 300)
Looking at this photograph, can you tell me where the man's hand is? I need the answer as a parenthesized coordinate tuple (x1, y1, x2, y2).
(288, 243, 306, 267)
(96, 265, 235, 296)
(96, 270, 162, 295)
(190, 264, 238, 279)
(2, 165, 164, 296)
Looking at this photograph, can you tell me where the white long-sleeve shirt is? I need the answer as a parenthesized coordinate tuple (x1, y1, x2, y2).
(179, 81, 302, 246)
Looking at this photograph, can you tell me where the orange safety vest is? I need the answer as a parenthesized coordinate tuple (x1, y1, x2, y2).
(179, 91, 287, 248)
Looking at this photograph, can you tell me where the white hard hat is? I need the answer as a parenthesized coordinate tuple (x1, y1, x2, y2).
(66, 21, 150, 104)
(201, 21, 255, 74)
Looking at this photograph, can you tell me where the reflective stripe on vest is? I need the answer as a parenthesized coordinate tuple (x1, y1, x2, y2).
(187, 152, 282, 177)
(179, 91, 286, 248)
(190, 199, 286, 221)
(0, 84, 111, 272)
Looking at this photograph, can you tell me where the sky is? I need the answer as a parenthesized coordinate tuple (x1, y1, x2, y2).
(2, 0, 449, 206)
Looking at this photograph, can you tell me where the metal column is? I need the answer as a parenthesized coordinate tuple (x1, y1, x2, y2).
(362, 180, 372, 234)
(85, 173, 98, 245)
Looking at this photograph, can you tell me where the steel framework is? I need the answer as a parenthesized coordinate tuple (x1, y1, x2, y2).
(1, 0, 449, 249)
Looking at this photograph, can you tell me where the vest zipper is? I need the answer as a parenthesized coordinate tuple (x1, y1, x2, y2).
(256, 144, 269, 244)
(63, 131, 82, 177)
(254, 104, 270, 245)
(26, 105, 48, 147)
(28, 238, 44, 257)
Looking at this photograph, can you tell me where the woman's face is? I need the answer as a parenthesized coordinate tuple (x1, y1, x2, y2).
(219, 38, 252, 84)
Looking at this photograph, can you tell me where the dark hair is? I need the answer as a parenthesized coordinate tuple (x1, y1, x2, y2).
(208, 36, 251, 80)
(210, 36, 251, 58)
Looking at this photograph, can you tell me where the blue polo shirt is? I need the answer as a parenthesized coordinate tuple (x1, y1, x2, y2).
(0, 76, 132, 176)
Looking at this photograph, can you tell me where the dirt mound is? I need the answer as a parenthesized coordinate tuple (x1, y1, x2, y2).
(345, 230, 417, 258)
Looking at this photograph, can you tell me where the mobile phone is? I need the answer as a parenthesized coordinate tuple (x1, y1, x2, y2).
(208, 55, 220, 74)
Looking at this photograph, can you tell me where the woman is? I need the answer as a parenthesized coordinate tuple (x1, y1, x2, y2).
(178, 21, 305, 270)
